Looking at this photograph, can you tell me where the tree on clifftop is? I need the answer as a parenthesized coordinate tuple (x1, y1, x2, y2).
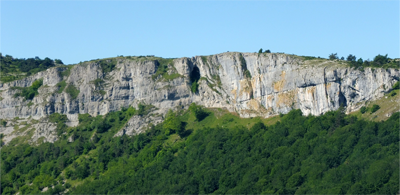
(329, 53, 338, 60)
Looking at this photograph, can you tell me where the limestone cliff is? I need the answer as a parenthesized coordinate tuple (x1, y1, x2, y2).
(0, 52, 398, 142)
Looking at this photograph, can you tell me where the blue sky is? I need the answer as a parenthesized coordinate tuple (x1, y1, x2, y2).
(1, 1, 399, 65)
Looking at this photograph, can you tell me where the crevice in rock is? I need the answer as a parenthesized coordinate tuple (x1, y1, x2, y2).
(339, 90, 347, 107)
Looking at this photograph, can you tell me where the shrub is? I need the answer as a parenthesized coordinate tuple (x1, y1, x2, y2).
(392, 81, 399, 90)
(65, 84, 80, 99)
(371, 104, 380, 113)
(191, 81, 199, 93)
(1, 120, 7, 127)
(92, 78, 105, 89)
(55, 59, 64, 64)
(13, 79, 43, 100)
(303, 56, 317, 60)
(244, 70, 252, 79)
(390, 91, 397, 96)
(360, 106, 367, 114)
(56, 80, 67, 93)
(189, 103, 208, 121)
(98, 59, 116, 76)
(137, 103, 153, 116)
(60, 66, 72, 77)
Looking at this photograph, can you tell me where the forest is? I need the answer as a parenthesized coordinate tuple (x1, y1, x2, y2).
(1, 103, 398, 194)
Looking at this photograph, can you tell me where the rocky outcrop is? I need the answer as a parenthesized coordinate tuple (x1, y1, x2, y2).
(0, 52, 398, 138)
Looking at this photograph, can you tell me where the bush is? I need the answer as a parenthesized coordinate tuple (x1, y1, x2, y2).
(65, 84, 80, 99)
(13, 79, 43, 100)
(392, 81, 399, 90)
(189, 103, 208, 121)
(390, 91, 397, 96)
(98, 59, 116, 76)
(244, 70, 252, 79)
(371, 104, 380, 113)
(303, 56, 317, 60)
(56, 80, 67, 93)
(191, 81, 199, 93)
(360, 106, 367, 114)
(54, 59, 64, 64)
(137, 103, 152, 116)
(1, 120, 7, 127)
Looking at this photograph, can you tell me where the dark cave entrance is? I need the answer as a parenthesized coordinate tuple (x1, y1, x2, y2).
(190, 66, 200, 93)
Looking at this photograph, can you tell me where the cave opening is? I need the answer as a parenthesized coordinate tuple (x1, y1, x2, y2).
(190, 66, 200, 93)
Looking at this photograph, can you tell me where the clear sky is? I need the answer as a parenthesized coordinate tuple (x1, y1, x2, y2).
(1, 1, 399, 65)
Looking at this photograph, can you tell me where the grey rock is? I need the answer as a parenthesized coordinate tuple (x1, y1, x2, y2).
(0, 53, 398, 140)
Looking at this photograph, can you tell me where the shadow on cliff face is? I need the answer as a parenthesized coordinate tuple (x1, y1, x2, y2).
(190, 66, 200, 93)
(190, 66, 200, 82)
(339, 90, 347, 107)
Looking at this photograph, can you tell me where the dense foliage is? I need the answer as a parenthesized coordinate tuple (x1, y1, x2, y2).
(1, 106, 399, 194)
(1, 106, 141, 194)
(0, 54, 63, 82)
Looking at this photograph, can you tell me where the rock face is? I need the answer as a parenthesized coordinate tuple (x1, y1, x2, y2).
(0, 52, 398, 138)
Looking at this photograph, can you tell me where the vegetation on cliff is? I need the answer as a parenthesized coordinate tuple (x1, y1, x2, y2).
(0, 54, 63, 83)
(12, 79, 43, 100)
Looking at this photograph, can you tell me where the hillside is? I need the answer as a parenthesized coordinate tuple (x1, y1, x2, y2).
(0, 52, 399, 194)
(0, 52, 398, 145)
(1, 105, 398, 194)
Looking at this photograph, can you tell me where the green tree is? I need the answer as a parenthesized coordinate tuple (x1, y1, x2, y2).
(163, 110, 182, 135)
(329, 53, 338, 60)
(54, 59, 64, 64)
(258, 48, 263, 53)
(372, 54, 388, 66)
(347, 54, 356, 62)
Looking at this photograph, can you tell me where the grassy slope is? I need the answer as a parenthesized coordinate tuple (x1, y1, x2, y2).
(349, 89, 400, 121)
(181, 107, 280, 131)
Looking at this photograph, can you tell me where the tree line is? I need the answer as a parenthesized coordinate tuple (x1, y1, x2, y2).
(329, 53, 397, 69)
(0, 53, 63, 82)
